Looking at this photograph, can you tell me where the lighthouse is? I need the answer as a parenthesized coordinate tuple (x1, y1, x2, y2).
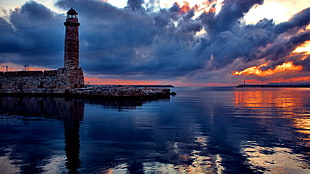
(64, 8, 80, 69)
(62, 8, 84, 88)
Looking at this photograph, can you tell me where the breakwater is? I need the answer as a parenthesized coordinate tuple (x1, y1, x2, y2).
(0, 86, 172, 99)
(0, 70, 172, 99)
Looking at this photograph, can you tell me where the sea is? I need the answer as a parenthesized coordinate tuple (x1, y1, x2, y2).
(0, 87, 309, 174)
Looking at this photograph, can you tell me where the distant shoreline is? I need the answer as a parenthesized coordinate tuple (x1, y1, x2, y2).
(236, 84, 310, 88)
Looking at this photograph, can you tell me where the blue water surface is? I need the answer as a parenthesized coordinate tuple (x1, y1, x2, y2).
(0, 87, 309, 173)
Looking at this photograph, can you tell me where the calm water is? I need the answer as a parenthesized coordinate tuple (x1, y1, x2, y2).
(0, 87, 309, 174)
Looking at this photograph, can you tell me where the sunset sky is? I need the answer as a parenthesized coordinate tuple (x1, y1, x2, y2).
(0, 0, 309, 86)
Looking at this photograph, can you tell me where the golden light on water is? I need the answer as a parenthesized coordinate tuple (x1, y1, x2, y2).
(234, 90, 272, 109)
(232, 61, 303, 76)
(241, 142, 309, 173)
(294, 117, 310, 138)
(234, 89, 305, 112)
(234, 89, 310, 147)
(101, 135, 225, 174)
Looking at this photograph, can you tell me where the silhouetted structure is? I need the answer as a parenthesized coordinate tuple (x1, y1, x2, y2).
(63, 8, 84, 88)
(0, 8, 84, 92)
(64, 99, 84, 173)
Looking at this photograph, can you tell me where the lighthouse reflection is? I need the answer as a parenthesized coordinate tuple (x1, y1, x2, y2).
(0, 96, 150, 173)
(63, 99, 84, 173)
(0, 97, 84, 173)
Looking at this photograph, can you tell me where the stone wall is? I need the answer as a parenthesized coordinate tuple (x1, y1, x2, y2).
(56, 68, 84, 88)
(0, 68, 84, 93)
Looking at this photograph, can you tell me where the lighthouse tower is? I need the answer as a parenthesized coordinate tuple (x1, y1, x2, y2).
(62, 8, 84, 88)
(64, 8, 80, 69)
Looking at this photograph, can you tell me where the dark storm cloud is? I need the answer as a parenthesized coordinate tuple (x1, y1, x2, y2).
(0, 0, 310, 83)
(0, 17, 17, 53)
(127, 0, 145, 12)
(236, 8, 310, 71)
(213, 0, 263, 33)
(261, 31, 310, 62)
(197, 4, 310, 73)
(275, 7, 310, 33)
(196, 0, 273, 70)
(54, 0, 206, 78)
(0, 1, 63, 68)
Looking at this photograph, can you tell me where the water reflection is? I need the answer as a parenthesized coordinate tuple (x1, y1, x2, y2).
(241, 141, 309, 173)
(234, 88, 305, 110)
(234, 88, 310, 142)
(63, 99, 84, 173)
(234, 88, 310, 172)
(0, 88, 309, 173)
(0, 97, 82, 173)
(0, 97, 157, 173)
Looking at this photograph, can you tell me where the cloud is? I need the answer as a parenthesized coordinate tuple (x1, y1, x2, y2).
(275, 7, 310, 33)
(0, 1, 64, 68)
(127, 0, 145, 12)
(0, 0, 309, 84)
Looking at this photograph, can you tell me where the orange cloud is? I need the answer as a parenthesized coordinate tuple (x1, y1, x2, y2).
(175, 0, 217, 15)
(293, 40, 310, 55)
(233, 61, 303, 77)
(177, 1, 191, 14)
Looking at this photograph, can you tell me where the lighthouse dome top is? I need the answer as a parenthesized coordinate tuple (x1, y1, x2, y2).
(67, 8, 78, 15)
(64, 8, 80, 24)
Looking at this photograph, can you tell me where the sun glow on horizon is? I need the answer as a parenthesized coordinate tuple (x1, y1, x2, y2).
(0, 63, 52, 72)
(84, 77, 163, 86)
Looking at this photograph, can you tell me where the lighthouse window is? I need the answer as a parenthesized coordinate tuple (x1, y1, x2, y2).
(67, 15, 77, 18)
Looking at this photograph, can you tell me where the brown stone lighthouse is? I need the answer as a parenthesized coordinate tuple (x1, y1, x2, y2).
(62, 8, 84, 88)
